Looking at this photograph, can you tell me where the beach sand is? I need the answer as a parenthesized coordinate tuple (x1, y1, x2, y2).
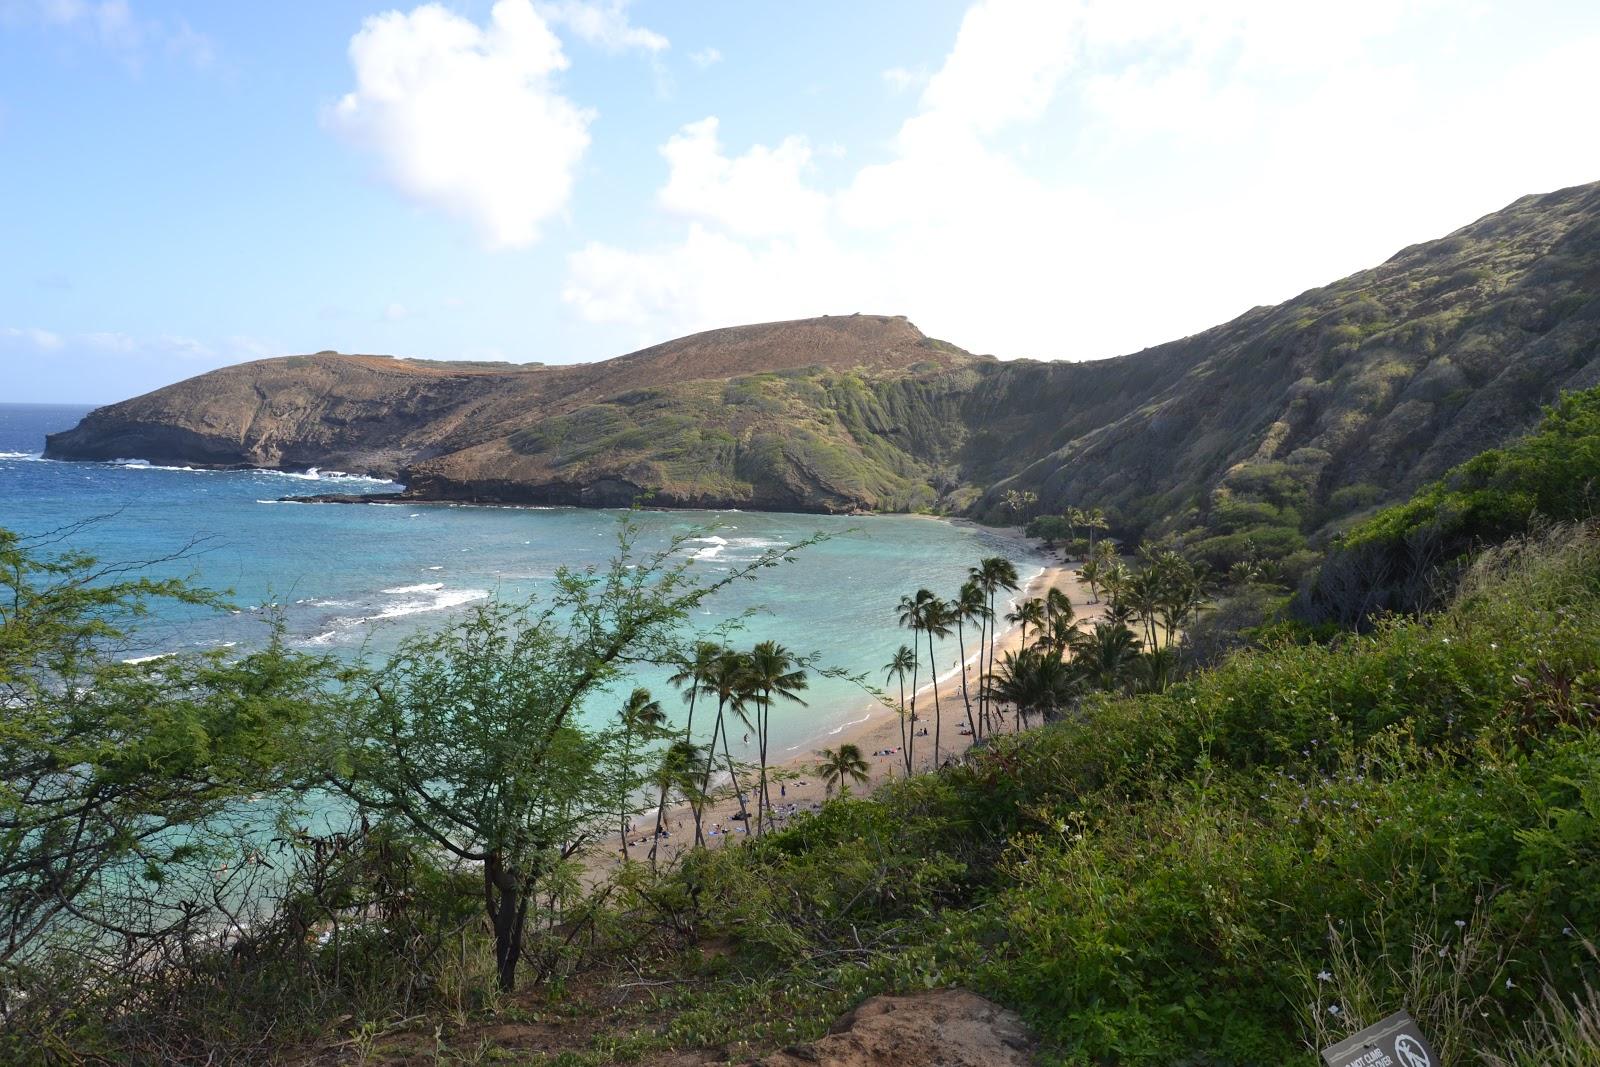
(590, 528, 1104, 872)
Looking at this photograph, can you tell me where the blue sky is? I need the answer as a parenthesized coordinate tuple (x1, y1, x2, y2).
(3, 0, 1599, 403)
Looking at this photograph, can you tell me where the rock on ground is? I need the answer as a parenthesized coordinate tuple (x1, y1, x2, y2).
(750, 988, 1035, 1066)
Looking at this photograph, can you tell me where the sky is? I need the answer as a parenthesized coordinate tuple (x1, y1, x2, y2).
(2, 0, 1599, 404)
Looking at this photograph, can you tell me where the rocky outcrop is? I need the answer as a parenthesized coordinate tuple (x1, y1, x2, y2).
(45, 180, 1600, 534)
(749, 989, 1035, 1067)
(46, 315, 977, 514)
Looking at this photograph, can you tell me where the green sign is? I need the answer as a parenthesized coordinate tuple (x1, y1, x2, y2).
(1321, 1010, 1437, 1067)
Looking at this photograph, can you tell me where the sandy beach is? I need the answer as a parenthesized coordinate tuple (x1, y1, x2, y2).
(592, 527, 1103, 871)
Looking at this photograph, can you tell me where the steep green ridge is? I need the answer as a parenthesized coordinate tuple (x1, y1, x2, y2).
(978, 178, 1600, 570)
(1299, 384, 1600, 624)
(44, 181, 1600, 525)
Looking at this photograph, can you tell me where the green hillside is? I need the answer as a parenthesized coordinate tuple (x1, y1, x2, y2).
(10, 428, 1600, 1064)
(1300, 385, 1600, 625)
(48, 181, 1600, 531)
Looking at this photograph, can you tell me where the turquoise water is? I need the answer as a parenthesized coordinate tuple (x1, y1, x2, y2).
(0, 403, 1044, 756)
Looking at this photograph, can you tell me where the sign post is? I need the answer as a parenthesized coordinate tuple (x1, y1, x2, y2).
(1321, 1010, 1437, 1067)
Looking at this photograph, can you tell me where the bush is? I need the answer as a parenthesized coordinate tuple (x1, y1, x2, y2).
(1299, 386, 1600, 626)
(618, 523, 1600, 1064)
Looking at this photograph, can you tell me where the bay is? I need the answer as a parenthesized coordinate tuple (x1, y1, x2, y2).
(0, 403, 1045, 758)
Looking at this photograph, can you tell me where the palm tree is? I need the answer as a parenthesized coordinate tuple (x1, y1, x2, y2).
(970, 558, 1019, 738)
(1082, 507, 1109, 557)
(1043, 587, 1073, 623)
(1156, 569, 1208, 650)
(1030, 588, 1076, 656)
(1063, 505, 1083, 546)
(668, 641, 723, 836)
(895, 592, 926, 771)
(693, 648, 753, 846)
(1002, 489, 1038, 523)
(985, 649, 1082, 732)
(816, 743, 870, 797)
(920, 596, 955, 765)
(1082, 540, 1117, 603)
(1098, 558, 1130, 604)
(1138, 645, 1180, 695)
(745, 641, 808, 833)
(1126, 568, 1162, 650)
(883, 645, 915, 775)
(1035, 613, 1077, 658)
(667, 641, 723, 747)
(1006, 597, 1046, 650)
(1068, 622, 1144, 693)
(646, 739, 704, 870)
(953, 580, 986, 740)
(614, 688, 667, 859)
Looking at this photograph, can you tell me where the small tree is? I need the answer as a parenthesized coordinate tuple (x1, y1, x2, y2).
(334, 520, 810, 992)
(0, 526, 337, 979)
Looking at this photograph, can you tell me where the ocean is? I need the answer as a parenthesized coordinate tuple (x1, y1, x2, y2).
(0, 402, 1045, 757)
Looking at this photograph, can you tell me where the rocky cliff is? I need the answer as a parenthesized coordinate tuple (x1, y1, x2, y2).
(45, 181, 1600, 533)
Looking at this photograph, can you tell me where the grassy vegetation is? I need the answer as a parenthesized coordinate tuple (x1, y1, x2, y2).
(557, 524, 1598, 1065)
(505, 366, 977, 512)
(9, 518, 1600, 1063)
(13, 382, 1600, 1062)
(1300, 385, 1600, 626)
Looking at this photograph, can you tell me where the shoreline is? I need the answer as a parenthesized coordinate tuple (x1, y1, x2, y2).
(593, 534, 1100, 871)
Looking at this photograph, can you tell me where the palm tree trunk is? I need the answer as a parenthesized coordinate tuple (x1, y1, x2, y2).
(905, 645, 919, 774)
(721, 723, 750, 829)
(757, 693, 774, 834)
(956, 621, 976, 739)
(647, 779, 670, 871)
(896, 673, 908, 776)
(694, 701, 725, 848)
(682, 688, 701, 832)
(618, 730, 633, 860)
(927, 629, 942, 767)
(979, 598, 992, 739)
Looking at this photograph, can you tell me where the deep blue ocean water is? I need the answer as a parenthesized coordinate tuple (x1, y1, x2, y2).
(0, 403, 1044, 756)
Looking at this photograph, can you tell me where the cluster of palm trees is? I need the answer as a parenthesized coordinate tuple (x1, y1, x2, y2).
(983, 546, 1212, 726)
(618, 640, 811, 866)
(884, 557, 1024, 772)
(878, 545, 1213, 759)
(615, 543, 1212, 861)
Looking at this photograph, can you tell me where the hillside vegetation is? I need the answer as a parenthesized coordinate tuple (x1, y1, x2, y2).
(1299, 385, 1600, 625)
(46, 182, 1600, 529)
(9, 415, 1600, 1062)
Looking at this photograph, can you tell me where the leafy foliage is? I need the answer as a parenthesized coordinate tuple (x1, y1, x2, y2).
(1301, 385, 1600, 625)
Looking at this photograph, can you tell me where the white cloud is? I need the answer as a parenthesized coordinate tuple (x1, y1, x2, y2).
(384, 302, 411, 321)
(689, 46, 721, 69)
(326, 0, 592, 250)
(657, 117, 829, 238)
(564, 0, 1600, 361)
(0, 326, 272, 364)
(2, 326, 64, 351)
(537, 0, 667, 53)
